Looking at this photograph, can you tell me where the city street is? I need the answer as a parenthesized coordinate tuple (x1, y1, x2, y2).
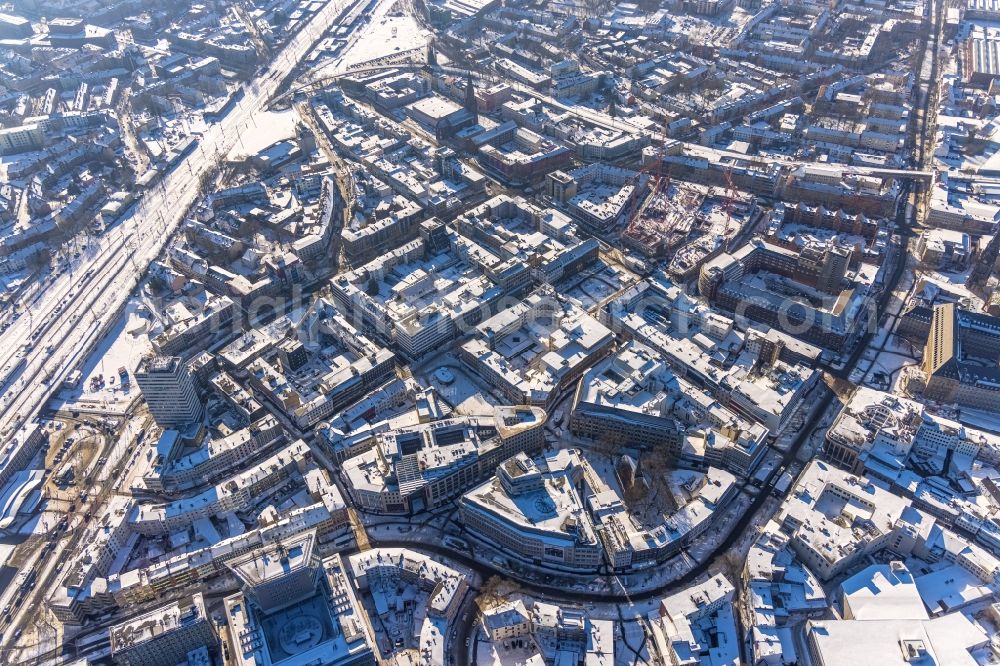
(0, 0, 370, 444)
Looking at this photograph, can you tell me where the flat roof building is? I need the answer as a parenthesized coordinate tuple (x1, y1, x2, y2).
(342, 406, 546, 514)
(923, 303, 1000, 413)
(648, 575, 739, 666)
(227, 531, 322, 614)
(223, 552, 376, 666)
(460, 287, 614, 408)
(135, 356, 204, 429)
(330, 236, 505, 359)
(570, 341, 683, 451)
(805, 611, 989, 666)
(699, 237, 877, 351)
(461, 449, 737, 572)
(460, 450, 603, 571)
(110, 592, 215, 666)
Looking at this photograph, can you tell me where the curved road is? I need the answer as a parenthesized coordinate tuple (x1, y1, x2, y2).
(3, 0, 942, 660)
(0, 0, 374, 660)
(354, 387, 828, 606)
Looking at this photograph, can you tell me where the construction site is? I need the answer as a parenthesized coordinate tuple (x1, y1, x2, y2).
(621, 180, 705, 258)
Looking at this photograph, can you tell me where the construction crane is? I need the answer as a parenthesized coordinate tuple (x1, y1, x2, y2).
(722, 164, 737, 238)
(623, 106, 674, 237)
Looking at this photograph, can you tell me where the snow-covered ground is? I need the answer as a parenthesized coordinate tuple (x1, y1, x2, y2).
(51, 299, 153, 414)
(0, 542, 15, 568)
(342, 12, 428, 67)
(227, 108, 300, 159)
(851, 263, 922, 390)
(617, 620, 652, 666)
(865, 351, 918, 391)
(18, 508, 67, 536)
(308, 0, 430, 77)
(414, 353, 499, 416)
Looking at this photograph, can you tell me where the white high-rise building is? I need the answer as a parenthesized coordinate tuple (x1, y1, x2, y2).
(135, 356, 204, 428)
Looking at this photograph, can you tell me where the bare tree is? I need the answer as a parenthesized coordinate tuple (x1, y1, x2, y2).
(476, 576, 520, 611)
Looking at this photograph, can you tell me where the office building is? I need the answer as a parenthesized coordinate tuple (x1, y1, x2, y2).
(923, 303, 1000, 412)
(223, 551, 376, 666)
(227, 531, 322, 614)
(135, 356, 204, 428)
(110, 593, 216, 666)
